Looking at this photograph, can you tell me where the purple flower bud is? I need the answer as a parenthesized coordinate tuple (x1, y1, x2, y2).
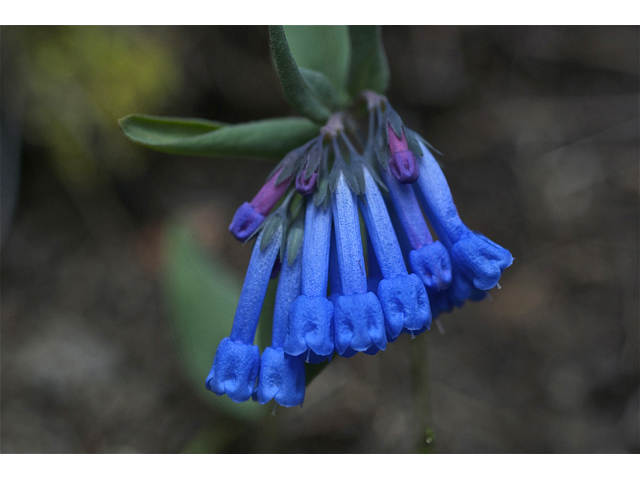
(387, 123, 419, 184)
(295, 165, 318, 195)
(229, 166, 292, 241)
(229, 202, 265, 242)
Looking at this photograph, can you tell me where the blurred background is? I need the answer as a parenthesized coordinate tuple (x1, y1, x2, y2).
(1, 26, 638, 453)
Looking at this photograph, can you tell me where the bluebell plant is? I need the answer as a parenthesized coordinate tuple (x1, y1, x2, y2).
(119, 26, 512, 409)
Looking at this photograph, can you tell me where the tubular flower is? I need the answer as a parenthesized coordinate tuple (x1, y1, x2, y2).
(284, 198, 334, 363)
(205, 92, 511, 406)
(206, 224, 283, 402)
(413, 144, 513, 293)
(358, 166, 431, 341)
(256, 240, 305, 407)
(332, 170, 387, 355)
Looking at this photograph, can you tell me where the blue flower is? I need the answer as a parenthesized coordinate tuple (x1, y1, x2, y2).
(413, 144, 513, 292)
(381, 166, 452, 293)
(357, 165, 431, 340)
(283, 199, 335, 362)
(331, 170, 387, 355)
(256, 242, 305, 407)
(206, 224, 283, 402)
(205, 96, 512, 406)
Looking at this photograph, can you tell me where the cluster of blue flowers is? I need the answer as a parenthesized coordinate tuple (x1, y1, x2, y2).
(206, 92, 513, 407)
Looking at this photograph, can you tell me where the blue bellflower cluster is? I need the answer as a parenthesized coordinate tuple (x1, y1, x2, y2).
(206, 92, 513, 407)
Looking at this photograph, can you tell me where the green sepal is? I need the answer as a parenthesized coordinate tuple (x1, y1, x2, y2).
(405, 127, 444, 156)
(283, 26, 351, 106)
(405, 129, 424, 158)
(260, 213, 287, 254)
(274, 142, 313, 185)
(313, 177, 330, 208)
(302, 139, 324, 180)
(286, 213, 304, 265)
(374, 123, 389, 168)
(329, 159, 361, 195)
(299, 68, 340, 111)
(269, 26, 332, 124)
(352, 161, 366, 195)
(119, 114, 320, 160)
(385, 107, 404, 139)
(365, 162, 388, 192)
(347, 26, 390, 96)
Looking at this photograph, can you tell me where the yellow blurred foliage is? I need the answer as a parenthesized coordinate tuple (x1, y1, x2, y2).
(14, 26, 182, 189)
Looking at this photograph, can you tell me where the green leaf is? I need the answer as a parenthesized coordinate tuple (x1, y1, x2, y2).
(269, 26, 332, 123)
(299, 67, 340, 111)
(162, 221, 265, 421)
(284, 25, 351, 105)
(347, 26, 390, 96)
(119, 114, 320, 160)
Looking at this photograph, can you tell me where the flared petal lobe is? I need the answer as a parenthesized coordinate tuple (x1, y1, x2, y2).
(450, 231, 513, 290)
(256, 347, 305, 407)
(334, 292, 386, 355)
(409, 241, 452, 292)
(206, 338, 260, 403)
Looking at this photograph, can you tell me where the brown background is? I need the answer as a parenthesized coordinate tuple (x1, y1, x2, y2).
(1, 26, 638, 453)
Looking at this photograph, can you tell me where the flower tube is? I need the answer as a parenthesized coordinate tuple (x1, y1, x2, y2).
(256, 242, 305, 407)
(206, 224, 283, 402)
(331, 172, 386, 355)
(284, 199, 334, 361)
(413, 144, 513, 291)
(358, 167, 431, 341)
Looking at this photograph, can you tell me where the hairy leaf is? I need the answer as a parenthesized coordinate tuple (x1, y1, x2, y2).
(269, 26, 332, 123)
(284, 25, 351, 105)
(119, 114, 320, 160)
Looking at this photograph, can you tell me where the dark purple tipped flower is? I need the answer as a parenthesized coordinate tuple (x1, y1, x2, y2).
(387, 123, 419, 184)
(229, 166, 292, 241)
